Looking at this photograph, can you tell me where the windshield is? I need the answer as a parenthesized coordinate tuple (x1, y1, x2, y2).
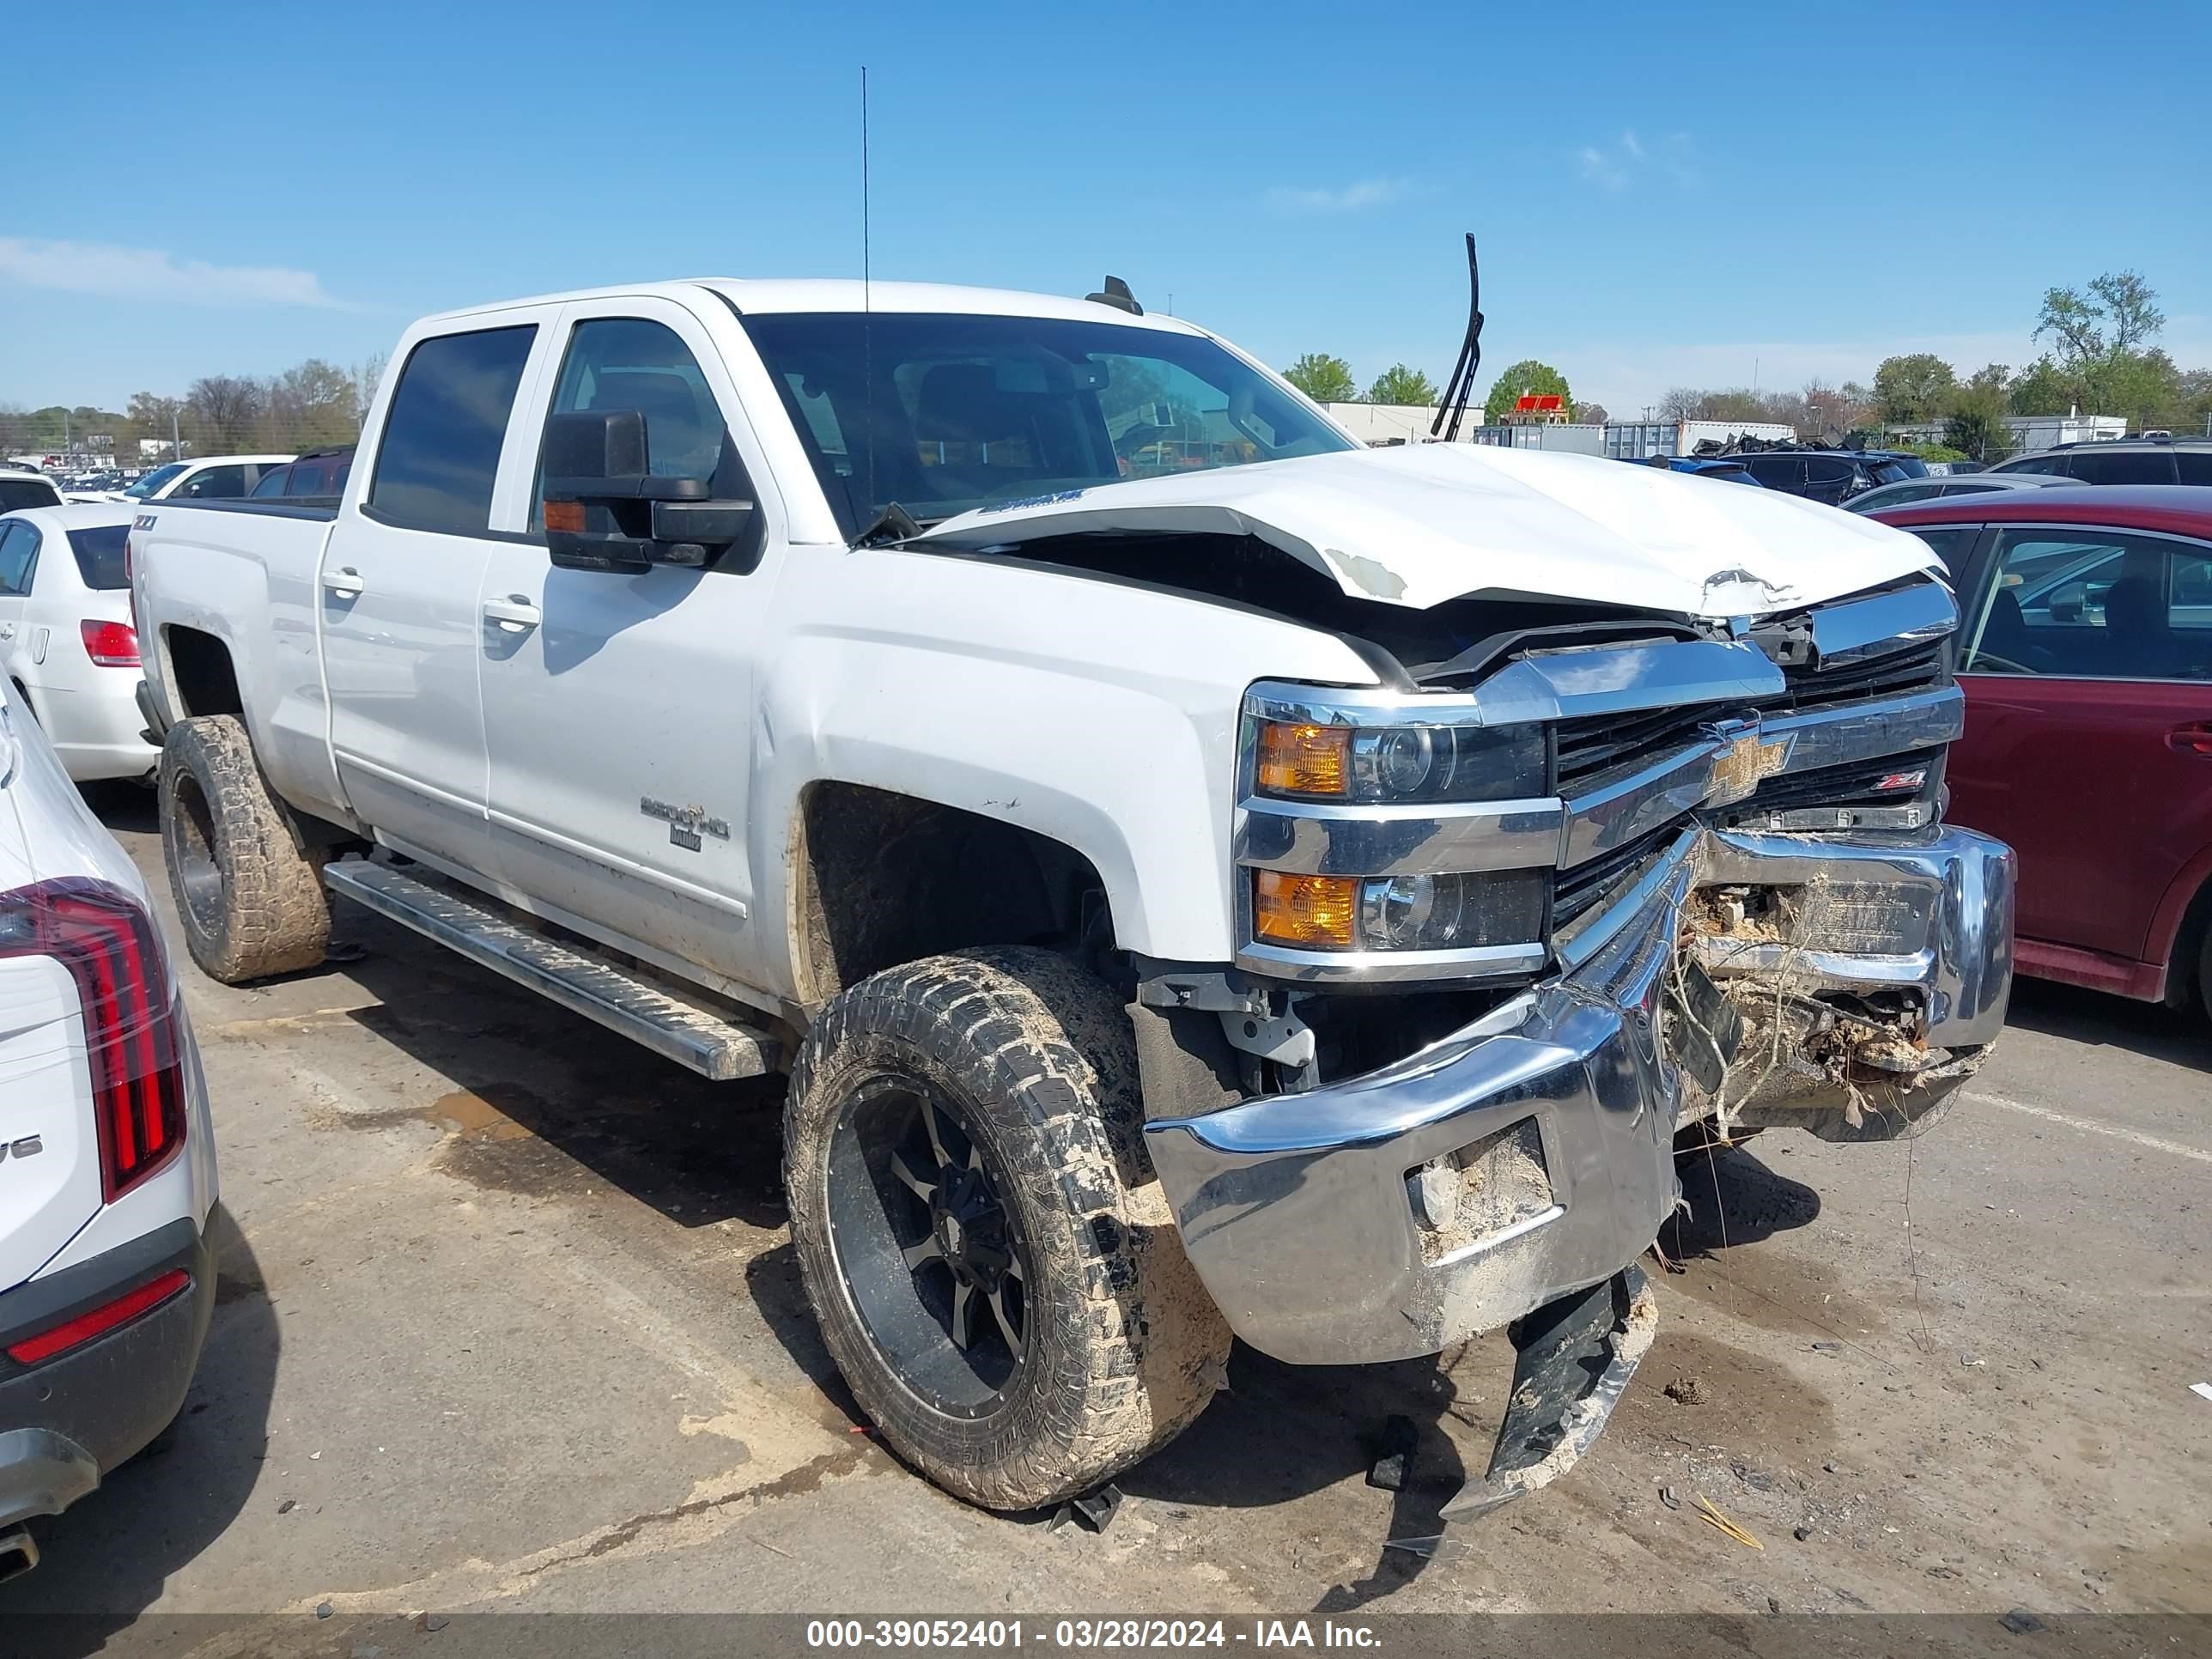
(125, 463, 187, 499)
(739, 312, 1358, 538)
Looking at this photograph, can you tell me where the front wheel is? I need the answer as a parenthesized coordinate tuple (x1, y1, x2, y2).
(784, 949, 1230, 1510)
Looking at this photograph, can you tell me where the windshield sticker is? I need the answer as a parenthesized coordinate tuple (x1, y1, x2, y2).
(978, 489, 1089, 515)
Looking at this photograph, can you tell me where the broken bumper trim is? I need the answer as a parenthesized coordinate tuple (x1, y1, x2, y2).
(1443, 1265, 1657, 1522)
(1143, 860, 1687, 1367)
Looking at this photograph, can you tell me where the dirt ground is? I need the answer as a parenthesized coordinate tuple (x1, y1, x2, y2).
(5, 786, 2208, 1651)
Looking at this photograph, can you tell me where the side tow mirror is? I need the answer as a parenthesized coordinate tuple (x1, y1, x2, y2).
(541, 410, 755, 574)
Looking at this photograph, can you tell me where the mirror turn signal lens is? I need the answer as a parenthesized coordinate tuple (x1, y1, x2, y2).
(544, 500, 585, 534)
(1254, 720, 1351, 798)
(1253, 871, 1358, 949)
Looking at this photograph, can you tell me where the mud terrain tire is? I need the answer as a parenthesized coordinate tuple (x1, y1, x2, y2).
(158, 715, 330, 983)
(785, 948, 1230, 1510)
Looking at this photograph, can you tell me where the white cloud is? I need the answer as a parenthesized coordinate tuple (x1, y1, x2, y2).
(0, 237, 344, 308)
(1577, 130, 1698, 193)
(1264, 177, 1414, 214)
(1578, 146, 1627, 191)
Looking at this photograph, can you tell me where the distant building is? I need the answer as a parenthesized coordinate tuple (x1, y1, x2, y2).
(1322, 403, 1467, 445)
(2006, 414, 2126, 453)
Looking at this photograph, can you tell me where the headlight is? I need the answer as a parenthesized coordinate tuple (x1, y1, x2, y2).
(1253, 718, 1544, 804)
(1254, 870, 1545, 952)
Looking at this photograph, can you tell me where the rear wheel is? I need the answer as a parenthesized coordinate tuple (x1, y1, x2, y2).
(157, 715, 330, 983)
(785, 948, 1229, 1510)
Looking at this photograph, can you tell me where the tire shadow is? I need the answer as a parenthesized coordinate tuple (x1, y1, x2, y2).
(3, 1212, 280, 1656)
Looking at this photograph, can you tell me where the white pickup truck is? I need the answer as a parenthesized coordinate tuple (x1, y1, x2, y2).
(127, 277, 2014, 1518)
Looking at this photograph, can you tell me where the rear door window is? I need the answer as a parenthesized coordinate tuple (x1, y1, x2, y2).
(1802, 457, 1856, 504)
(2066, 449, 2177, 486)
(2002, 454, 2068, 476)
(65, 525, 130, 589)
(177, 464, 249, 499)
(2174, 453, 2212, 487)
(1742, 456, 1802, 490)
(368, 325, 538, 533)
(250, 468, 289, 499)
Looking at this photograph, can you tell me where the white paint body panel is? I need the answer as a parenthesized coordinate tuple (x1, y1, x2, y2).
(130, 277, 1940, 1016)
(0, 685, 216, 1291)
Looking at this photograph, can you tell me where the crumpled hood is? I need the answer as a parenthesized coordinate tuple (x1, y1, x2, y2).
(917, 442, 1943, 617)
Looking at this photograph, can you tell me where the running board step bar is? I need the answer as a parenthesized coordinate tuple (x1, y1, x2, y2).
(323, 860, 778, 1081)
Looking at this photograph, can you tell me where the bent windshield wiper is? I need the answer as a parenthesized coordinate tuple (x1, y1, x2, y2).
(854, 502, 929, 547)
(1431, 233, 1485, 445)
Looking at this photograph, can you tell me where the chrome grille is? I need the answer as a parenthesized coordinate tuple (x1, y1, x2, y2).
(1766, 640, 1948, 713)
(1554, 705, 1730, 793)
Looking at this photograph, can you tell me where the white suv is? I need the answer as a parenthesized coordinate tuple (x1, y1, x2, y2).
(0, 686, 216, 1582)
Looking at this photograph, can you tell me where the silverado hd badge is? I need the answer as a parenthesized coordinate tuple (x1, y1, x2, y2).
(639, 797, 731, 852)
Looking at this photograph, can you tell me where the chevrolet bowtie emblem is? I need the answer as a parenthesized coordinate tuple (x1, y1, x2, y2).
(1705, 725, 1793, 805)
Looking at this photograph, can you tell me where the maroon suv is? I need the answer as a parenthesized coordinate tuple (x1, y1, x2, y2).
(1876, 486, 2212, 1018)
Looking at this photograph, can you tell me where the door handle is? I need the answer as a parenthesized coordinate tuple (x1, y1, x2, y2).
(482, 596, 541, 632)
(322, 566, 366, 599)
(2169, 722, 2212, 757)
(0, 624, 14, 641)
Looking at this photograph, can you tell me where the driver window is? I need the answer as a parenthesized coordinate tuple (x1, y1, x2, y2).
(533, 318, 734, 528)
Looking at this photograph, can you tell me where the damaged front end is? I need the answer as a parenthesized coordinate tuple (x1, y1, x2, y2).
(1140, 573, 2015, 1521)
(1678, 826, 2014, 1142)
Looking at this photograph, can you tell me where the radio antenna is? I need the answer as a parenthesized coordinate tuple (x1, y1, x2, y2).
(861, 66, 876, 515)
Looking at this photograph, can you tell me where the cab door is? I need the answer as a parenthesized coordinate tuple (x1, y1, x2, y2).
(476, 297, 782, 985)
(319, 319, 550, 871)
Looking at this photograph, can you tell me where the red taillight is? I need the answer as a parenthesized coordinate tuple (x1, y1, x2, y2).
(5, 1268, 189, 1365)
(0, 881, 185, 1202)
(80, 620, 139, 668)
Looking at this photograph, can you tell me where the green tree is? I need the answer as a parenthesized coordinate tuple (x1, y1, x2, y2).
(1366, 363, 1439, 407)
(2033, 270, 2172, 416)
(1482, 360, 1571, 423)
(2008, 356, 2073, 416)
(1283, 353, 1357, 404)
(1943, 363, 2014, 462)
(1872, 354, 1957, 422)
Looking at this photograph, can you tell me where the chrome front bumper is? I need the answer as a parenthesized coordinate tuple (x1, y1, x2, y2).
(1143, 822, 2014, 1366)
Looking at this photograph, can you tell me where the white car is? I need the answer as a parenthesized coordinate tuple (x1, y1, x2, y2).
(106, 456, 292, 506)
(0, 684, 217, 1581)
(0, 505, 159, 782)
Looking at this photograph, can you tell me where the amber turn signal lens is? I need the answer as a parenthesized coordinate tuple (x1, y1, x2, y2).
(1254, 720, 1351, 798)
(544, 500, 585, 533)
(1253, 871, 1359, 950)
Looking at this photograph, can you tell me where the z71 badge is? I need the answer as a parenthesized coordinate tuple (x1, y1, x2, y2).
(640, 797, 731, 852)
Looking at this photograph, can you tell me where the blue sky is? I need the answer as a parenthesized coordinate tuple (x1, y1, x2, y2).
(7, 1, 2209, 417)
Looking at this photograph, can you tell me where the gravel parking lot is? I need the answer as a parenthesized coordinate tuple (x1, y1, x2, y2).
(7, 787, 2209, 1650)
